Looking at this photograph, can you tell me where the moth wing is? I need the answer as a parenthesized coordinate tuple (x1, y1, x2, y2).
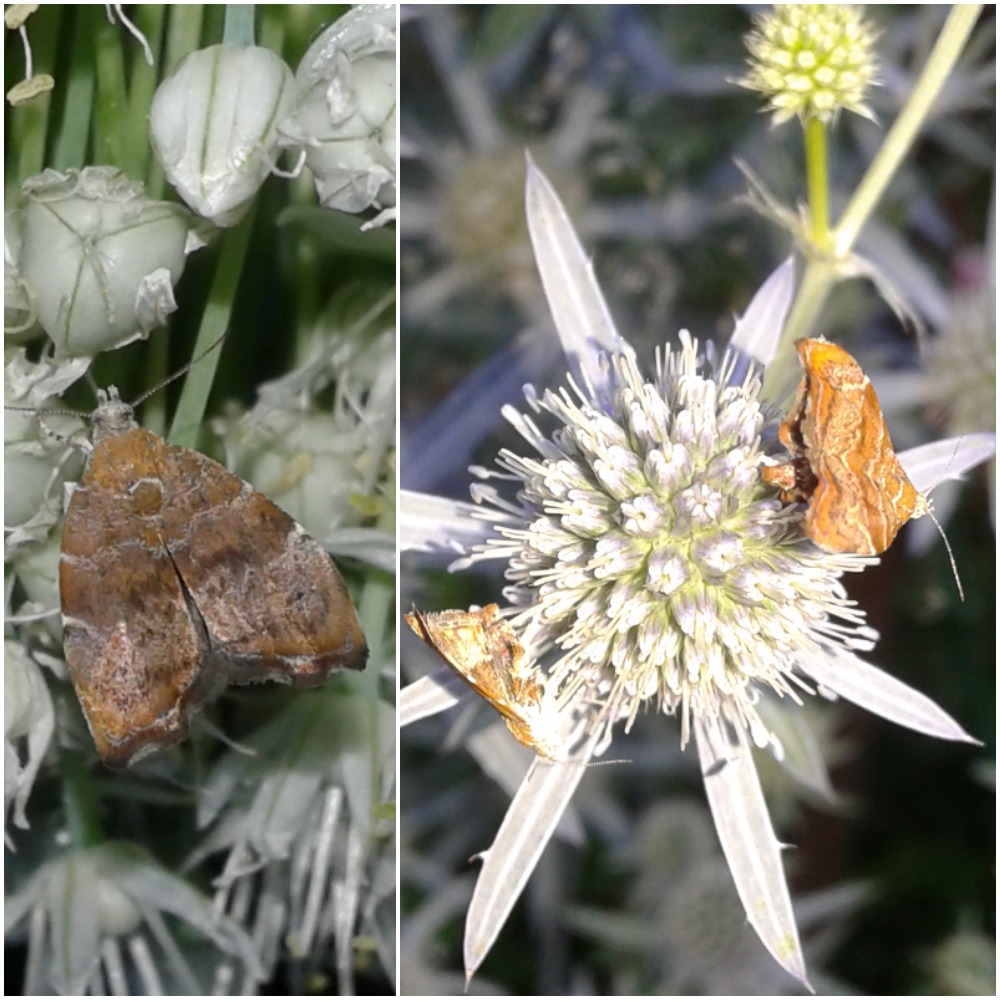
(796, 353, 881, 553)
(806, 447, 899, 555)
(156, 437, 367, 685)
(406, 607, 562, 758)
(60, 431, 213, 766)
(405, 607, 538, 723)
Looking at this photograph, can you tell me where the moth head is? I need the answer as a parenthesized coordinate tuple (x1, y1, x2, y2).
(91, 387, 138, 443)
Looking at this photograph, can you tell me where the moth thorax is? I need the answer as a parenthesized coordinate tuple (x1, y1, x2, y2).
(913, 492, 933, 519)
(91, 387, 138, 443)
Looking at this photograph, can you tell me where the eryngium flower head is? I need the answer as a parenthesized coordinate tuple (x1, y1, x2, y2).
(472, 332, 869, 751)
(738, 4, 879, 125)
(401, 162, 989, 987)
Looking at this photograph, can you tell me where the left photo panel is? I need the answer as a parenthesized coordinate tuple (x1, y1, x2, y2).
(4, 5, 397, 995)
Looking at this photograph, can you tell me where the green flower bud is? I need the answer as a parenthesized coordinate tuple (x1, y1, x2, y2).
(279, 4, 396, 222)
(17, 167, 192, 357)
(739, 4, 879, 125)
(150, 44, 294, 227)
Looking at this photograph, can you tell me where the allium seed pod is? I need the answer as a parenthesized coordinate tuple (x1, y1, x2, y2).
(279, 4, 397, 220)
(150, 44, 294, 227)
(17, 167, 191, 358)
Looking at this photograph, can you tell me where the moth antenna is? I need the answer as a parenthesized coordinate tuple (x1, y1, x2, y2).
(543, 755, 632, 769)
(548, 724, 632, 767)
(4, 406, 90, 454)
(923, 434, 965, 498)
(5, 403, 81, 417)
(915, 435, 965, 601)
(926, 505, 964, 602)
(25, 412, 83, 448)
(5, 332, 228, 421)
(131, 331, 228, 407)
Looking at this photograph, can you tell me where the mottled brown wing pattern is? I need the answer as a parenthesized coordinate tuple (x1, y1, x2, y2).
(404, 605, 560, 758)
(761, 338, 928, 556)
(60, 396, 366, 768)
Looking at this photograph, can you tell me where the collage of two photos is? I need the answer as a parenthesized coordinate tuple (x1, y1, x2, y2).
(4, 5, 996, 996)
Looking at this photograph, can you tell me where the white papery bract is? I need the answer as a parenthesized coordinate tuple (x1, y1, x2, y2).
(279, 4, 397, 222)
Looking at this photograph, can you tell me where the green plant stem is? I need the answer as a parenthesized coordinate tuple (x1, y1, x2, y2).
(804, 116, 830, 251)
(7, 6, 58, 194)
(60, 746, 103, 849)
(223, 5, 256, 46)
(356, 499, 396, 821)
(167, 209, 257, 448)
(92, 5, 162, 178)
(768, 3, 984, 397)
(834, 4, 984, 258)
(128, 5, 166, 180)
(9, 93, 50, 192)
(162, 4, 206, 74)
(51, 13, 95, 171)
(93, 8, 131, 172)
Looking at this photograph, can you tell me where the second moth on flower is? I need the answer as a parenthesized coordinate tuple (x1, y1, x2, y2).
(405, 604, 562, 760)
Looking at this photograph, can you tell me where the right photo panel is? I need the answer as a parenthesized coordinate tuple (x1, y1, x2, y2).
(398, 7, 995, 997)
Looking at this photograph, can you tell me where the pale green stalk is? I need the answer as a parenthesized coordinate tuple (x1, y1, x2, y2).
(222, 5, 256, 46)
(773, 4, 984, 393)
(7, 10, 56, 194)
(167, 211, 257, 448)
(127, 6, 166, 179)
(804, 115, 830, 252)
(834, 5, 984, 257)
(93, 10, 135, 174)
(60, 746, 103, 849)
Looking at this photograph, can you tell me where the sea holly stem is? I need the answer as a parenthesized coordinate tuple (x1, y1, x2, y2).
(804, 115, 831, 252)
(833, 3, 984, 258)
(779, 4, 984, 357)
